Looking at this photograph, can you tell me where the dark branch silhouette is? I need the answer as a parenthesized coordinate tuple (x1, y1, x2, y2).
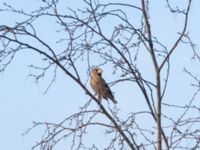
(0, 0, 199, 150)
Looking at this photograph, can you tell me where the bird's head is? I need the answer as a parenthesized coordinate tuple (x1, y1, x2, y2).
(91, 67, 103, 76)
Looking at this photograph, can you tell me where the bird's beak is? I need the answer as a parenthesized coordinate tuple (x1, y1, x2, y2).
(97, 69, 103, 74)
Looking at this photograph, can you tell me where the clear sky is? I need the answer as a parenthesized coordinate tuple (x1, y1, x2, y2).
(0, 0, 200, 150)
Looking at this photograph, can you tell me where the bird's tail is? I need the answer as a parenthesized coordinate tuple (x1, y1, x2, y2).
(112, 98, 117, 104)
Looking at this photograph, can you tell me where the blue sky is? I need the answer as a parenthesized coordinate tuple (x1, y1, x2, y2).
(0, 0, 200, 149)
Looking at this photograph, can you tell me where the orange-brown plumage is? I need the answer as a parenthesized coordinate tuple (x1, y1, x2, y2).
(90, 67, 117, 104)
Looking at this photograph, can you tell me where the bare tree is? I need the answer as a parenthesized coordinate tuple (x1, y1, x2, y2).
(0, 0, 199, 150)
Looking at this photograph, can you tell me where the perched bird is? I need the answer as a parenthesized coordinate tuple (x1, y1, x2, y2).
(90, 67, 117, 104)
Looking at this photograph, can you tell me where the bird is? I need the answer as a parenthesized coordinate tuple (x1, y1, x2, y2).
(90, 67, 117, 104)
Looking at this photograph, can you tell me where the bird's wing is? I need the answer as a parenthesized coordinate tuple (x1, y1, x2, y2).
(99, 77, 117, 103)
